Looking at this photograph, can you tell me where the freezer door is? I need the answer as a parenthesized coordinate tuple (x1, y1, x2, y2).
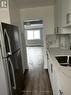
(1, 22, 20, 54)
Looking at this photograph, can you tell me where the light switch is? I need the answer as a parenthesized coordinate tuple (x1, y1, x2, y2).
(0, 0, 7, 8)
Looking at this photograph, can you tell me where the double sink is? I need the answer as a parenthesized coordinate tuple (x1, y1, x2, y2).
(55, 55, 71, 66)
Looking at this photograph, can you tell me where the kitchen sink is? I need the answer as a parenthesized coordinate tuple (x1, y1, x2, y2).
(55, 56, 71, 66)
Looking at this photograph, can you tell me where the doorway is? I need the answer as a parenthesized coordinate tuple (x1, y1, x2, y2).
(23, 20, 53, 95)
(26, 47, 44, 70)
(24, 20, 44, 70)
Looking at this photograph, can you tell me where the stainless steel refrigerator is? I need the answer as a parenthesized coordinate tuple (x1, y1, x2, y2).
(1, 22, 24, 95)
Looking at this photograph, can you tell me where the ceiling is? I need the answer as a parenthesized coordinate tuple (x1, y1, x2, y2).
(16, 0, 55, 9)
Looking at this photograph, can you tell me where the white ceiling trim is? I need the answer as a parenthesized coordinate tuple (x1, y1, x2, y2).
(16, 0, 55, 8)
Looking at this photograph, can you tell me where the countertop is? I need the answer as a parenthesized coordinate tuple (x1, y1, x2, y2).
(47, 48, 71, 95)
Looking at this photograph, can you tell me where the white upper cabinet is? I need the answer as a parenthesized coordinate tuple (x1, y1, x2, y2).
(62, 0, 71, 27)
(55, 0, 71, 34)
(55, 0, 62, 34)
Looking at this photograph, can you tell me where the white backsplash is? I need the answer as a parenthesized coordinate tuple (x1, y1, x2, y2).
(46, 34, 59, 48)
(46, 34, 71, 50)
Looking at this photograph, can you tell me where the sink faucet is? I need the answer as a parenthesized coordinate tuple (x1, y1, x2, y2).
(67, 56, 69, 63)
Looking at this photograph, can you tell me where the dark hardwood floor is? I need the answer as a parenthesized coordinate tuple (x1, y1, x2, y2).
(22, 69, 53, 95)
(22, 47, 53, 95)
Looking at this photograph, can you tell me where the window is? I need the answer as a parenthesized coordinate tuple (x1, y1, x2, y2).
(27, 29, 41, 40)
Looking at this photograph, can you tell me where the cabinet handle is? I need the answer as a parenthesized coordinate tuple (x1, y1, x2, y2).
(66, 13, 70, 24)
(55, 27, 60, 34)
(8, 58, 16, 90)
(51, 64, 53, 73)
(59, 90, 64, 95)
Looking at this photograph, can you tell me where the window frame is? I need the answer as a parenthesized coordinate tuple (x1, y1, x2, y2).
(26, 29, 41, 40)
(25, 28, 43, 46)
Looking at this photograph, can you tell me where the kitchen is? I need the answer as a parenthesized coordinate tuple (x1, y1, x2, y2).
(0, 0, 71, 95)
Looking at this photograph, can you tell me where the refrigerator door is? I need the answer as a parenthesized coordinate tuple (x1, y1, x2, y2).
(8, 58, 16, 90)
(13, 50, 23, 73)
(7, 50, 23, 95)
(7, 57, 17, 95)
(1, 22, 20, 55)
(12, 50, 23, 90)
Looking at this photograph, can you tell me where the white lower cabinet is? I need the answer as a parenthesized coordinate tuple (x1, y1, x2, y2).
(52, 69, 63, 95)
(48, 56, 64, 95)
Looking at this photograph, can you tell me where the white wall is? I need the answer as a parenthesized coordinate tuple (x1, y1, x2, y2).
(0, 0, 10, 23)
(0, 56, 9, 95)
(9, 0, 20, 26)
(20, 6, 55, 68)
(0, 8, 10, 23)
(20, 6, 54, 35)
(0, 0, 20, 25)
(0, 1, 11, 95)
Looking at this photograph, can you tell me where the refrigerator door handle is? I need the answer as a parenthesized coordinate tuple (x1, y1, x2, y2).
(17, 50, 20, 56)
(4, 29, 12, 56)
(7, 52, 12, 56)
(8, 58, 16, 90)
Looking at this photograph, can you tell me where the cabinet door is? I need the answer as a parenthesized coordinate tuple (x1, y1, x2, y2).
(47, 54, 64, 95)
(55, 0, 62, 34)
(53, 69, 64, 95)
(57, 0, 62, 28)
(62, 0, 71, 27)
(62, 0, 67, 27)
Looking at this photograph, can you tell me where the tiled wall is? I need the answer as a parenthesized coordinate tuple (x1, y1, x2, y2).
(46, 34, 71, 49)
(46, 34, 60, 48)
